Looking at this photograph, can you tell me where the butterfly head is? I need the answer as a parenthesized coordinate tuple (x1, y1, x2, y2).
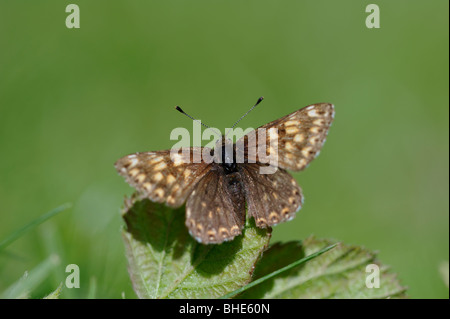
(176, 97, 264, 175)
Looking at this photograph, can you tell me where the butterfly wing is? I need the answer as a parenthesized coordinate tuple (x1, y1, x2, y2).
(185, 168, 246, 244)
(115, 147, 212, 208)
(238, 163, 303, 228)
(236, 103, 335, 171)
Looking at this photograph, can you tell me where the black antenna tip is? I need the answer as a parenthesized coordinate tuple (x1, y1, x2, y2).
(257, 96, 264, 104)
(175, 106, 184, 113)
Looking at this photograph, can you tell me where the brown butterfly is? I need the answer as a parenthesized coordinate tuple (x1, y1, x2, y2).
(115, 98, 334, 244)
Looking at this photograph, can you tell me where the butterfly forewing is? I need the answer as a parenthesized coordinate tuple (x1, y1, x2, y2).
(185, 168, 246, 244)
(238, 163, 303, 228)
(115, 147, 212, 208)
(238, 103, 335, 171)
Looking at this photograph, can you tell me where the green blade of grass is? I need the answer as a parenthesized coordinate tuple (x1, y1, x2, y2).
(220, 243, 338, 299)
(0, 203, 71, 252)
(1, 254, 61, 298)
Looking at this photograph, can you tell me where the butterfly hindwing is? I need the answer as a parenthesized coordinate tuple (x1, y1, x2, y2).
(185, 167, 246, 244)
(238, 103, 335, 171)
(115, 147, 212, 208)
(238, 163, 303, 228)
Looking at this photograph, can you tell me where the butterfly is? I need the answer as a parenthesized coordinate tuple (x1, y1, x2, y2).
(115, 98, 335, 244)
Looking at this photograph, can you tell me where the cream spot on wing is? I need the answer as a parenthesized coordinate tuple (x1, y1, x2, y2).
(143, 183, 152, 191)
(294, 134, 304, 143)
(150, 156, 163, 164)
(313, 119, 325, 126)
(302, 147, 313, 157)
(309, 137, 318, 145)
(310, 127, 320, 134)
(136, 173, 146, 183)
(306, 105, 315, 110)
(285, 142, 295, 151)
(153, 172, 163, 182)
(154, 188, 165, 198)
(307, 109, 318, 117)
(256, 218, 267, 228)
(128, 158, 139, 168)
(183, 168, 191, 178)
(281, 207, 290, 218)
(230, 225, 240, 235)
(201, 201, 207, 208)
(284, 120, 299, 127)
(219, 227, 229, 238)
(153, 162, 167, 171)
(171, 184, 180, 194)
(286, 153, 295, 159)
(171, 154, 184, 166)
(269, 212, 280, 223)
(129, 168, 139, 177)
(166, 174, 176, 185)
(285, 126, 299, 134)
(167, 195, 175, 205)
(207, 229, 216, 240)
(298, 158, 308, 168)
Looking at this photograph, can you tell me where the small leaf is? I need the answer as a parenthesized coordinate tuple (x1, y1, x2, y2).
(439, 261, 449, 288)
(239, 236, 407, 299)
(122, 197, 271, 299)
(1, 254, 61, 299)
(0, 203, 71, 252)
(44, 283, 63, 299)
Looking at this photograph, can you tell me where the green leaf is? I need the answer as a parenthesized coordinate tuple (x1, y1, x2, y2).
(121, 198, 271, 299)
(221, 242, 337, 299)
(239, 236, 407, 299)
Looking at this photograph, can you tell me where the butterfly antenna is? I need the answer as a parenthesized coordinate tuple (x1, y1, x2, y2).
(175, 106, 222, 137)
(229, 96, 264, 130)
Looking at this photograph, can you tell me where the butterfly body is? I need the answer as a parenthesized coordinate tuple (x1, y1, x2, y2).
(216, 137, 238, 174)
(115, 102, 335, 244)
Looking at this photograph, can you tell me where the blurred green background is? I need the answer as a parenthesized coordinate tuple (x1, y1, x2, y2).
(0, 0, 448, 298)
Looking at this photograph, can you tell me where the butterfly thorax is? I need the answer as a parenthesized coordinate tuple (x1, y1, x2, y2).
(214, 137, 237, 174)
